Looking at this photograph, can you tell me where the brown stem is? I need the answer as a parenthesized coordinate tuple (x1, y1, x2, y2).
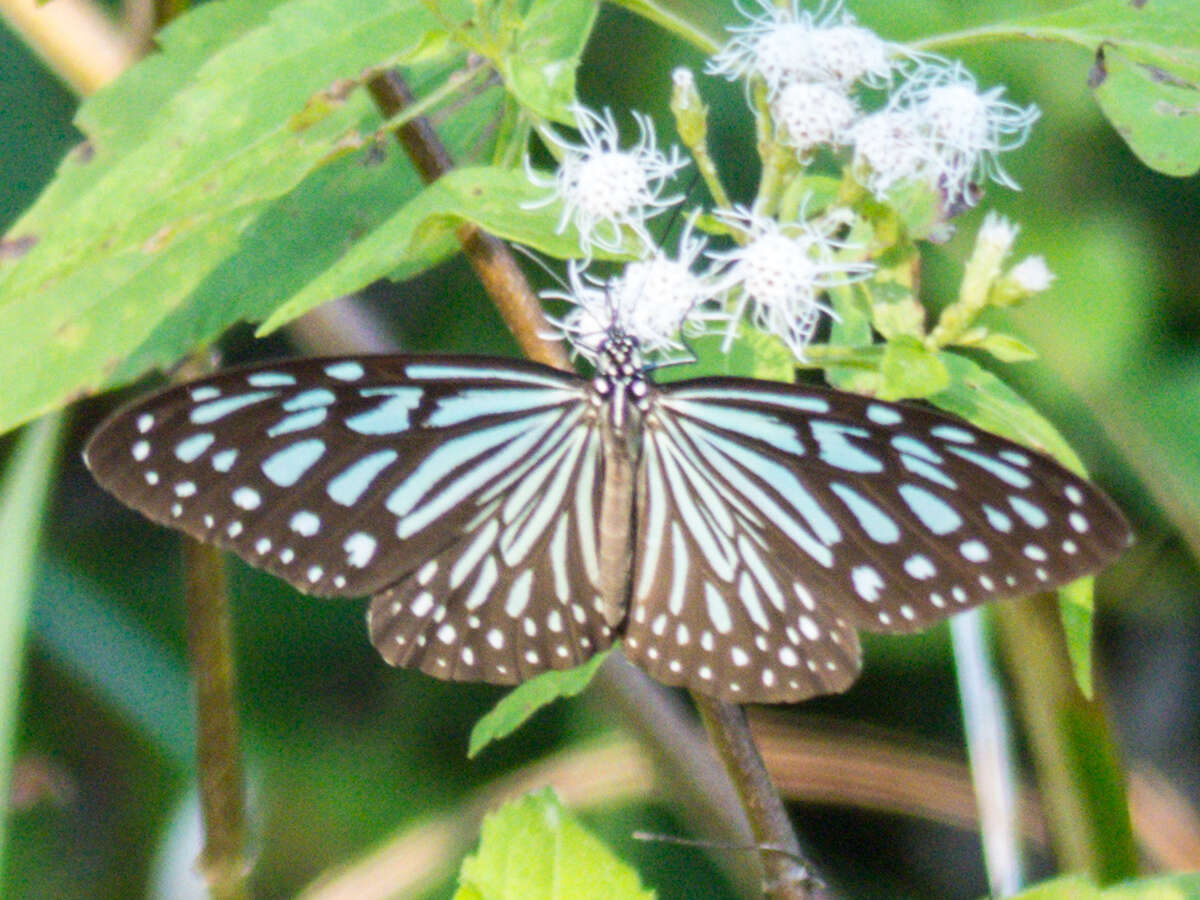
(183, 538, 249, 900)
(365, 69, 568, 370)
(694, 694, 825, 900)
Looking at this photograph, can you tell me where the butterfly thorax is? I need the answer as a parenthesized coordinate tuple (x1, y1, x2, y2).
(591, 333, 648, 627)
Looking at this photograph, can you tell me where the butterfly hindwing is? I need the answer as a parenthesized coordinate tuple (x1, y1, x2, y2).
(367, 406, 622, 683)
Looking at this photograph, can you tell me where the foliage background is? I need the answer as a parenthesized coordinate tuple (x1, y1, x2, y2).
(1, 0, 1198, 897)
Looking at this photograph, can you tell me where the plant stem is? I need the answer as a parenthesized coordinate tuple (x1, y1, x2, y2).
(183, 538, 249, 900)
(365, 68, 568, 370)
(694, 693, 824, 900)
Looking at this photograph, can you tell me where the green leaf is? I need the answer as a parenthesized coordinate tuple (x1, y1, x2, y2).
(653, 329, 794, 384)
(455, 788, 656, 900)
(468, 650, 611, 758)
(869, 281, 926, 341)
(878, 335, 949, 401)
(258, 165, 595, 334)
(0, 0, 500, 436)
(502, 0, 599, 122)
(968, 331, 1040, 363)
(1017, 0, 1200, 176)
(930, 351, 1098, 695)
(0, 414, 65, 886)
(1057, 576, 1097, 699)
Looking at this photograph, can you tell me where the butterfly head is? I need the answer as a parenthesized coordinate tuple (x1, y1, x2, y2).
(593, 330, 649, 434)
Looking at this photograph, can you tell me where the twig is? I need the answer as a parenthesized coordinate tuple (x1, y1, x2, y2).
(182, 537, 249, 900)
(364, 68, 568, 370)
(695, 695, 824, 900)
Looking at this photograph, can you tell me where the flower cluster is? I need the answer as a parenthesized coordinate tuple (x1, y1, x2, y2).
(524, 1, 1048, 366)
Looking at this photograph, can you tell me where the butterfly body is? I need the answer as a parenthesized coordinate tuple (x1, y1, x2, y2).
(85, 345, 1131, 702)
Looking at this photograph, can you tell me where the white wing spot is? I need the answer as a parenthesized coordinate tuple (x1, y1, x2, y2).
(255, 537, 271, 554)
(799, 615, 820, 641)
(174, 433, 215, 463)
(960, 540, 990, 563)
(279, 548, 295, 564)
(699, 665, 713, 680)
(979, 575, 995, 591)
(174, 481, 196, 498)
(878, 611, 892, 625)
(343, 532, 377, 568)
(461, 647, 475, 666)
(227, 521, 243, 537)
(1065, 485, 1084, 505)
(900, 604, 915, 620)
(793, 583, 815, 611)
(325, 361, 365, 381)
(437, 624, 456, 645)
(190, 386, 220, 402)
(524, 649, 540, 665)
(762, 669, 776, 688)
(410, 592, 434, 617)
(307, 566, 323, 583)
(676, 624, 690, 645)
(290, 510, 321, 537)
(136, 414, 155, 433)
(145, 471, 159, 485)
(132, 440, 150, 461)
(211, 449, 238, 472)
(232, 487, 261, 510)
(704, 583, 734, 634)
(952, 586, 968, 603)
(931, 593, 946, 608)
(866, 404, 903, 426)
(731, 646, 750, 667)
(779, 646, 799, 667)
(523, 618, 537, 637)
(417, 560, 438, 585)
(851, 565, 884, 602)
(1023, 544, 1048, 562)
(487, 628, 504, 649)
(904, 554, 936, 580)
(505, 571, 534, 618)
(1069, 511, 1089, 533)
(1062, 539, 1078, 554)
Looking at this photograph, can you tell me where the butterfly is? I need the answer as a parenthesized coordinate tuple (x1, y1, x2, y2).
(84, 333, 1131, 703)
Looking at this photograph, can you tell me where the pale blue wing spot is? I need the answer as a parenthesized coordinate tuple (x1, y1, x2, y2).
(947, 446, 1033, 489)
(232, 486, 261, 510)
(174, 433, 214, 463)
(325, 361, 365, 381)
(211, 449, 238, 472)
(284, 389, 336, 411)
(668, 386, 830, 415)
(931, 425, 976, 444)
(982, 504, 1013, 532)
(327, 450, 399, 506)
(891, 435, 942, 464)
(261, 439, 326, 487)
(830, 482, 900, 544)
(670, 400, 806, 455)
(191, 391, 277, 425)
(866, 404, 903, 426)
(1008, 495, 1049, 528)
(898, 483, 963, 535)
(267, 408, 327, 437)
(345, 387, 423, 435)
(899, 453, 957, 490)
(904, 554, 936, 580)
(960, 539, 990, 562)
(246, 372, 296, 388)
(810, 421, 884, 473)
(405, 363, 568, 388)
(190, 386, 220, 402)
(426, 388, 575, 428)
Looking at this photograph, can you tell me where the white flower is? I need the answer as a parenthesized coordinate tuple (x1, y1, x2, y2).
(773, 81, 858, 155)
(547, 220, 715, 361)
(850, 108, 929, 197)
(525, 105, 688, 257)
(1008, 255, 1054, 293)
(977, 211, 1019, 258)
(850, 59, 1038, 206)
(708, 0, 895, 94)
(901, 60, 1039, 204)
(707, 207, 872, 358)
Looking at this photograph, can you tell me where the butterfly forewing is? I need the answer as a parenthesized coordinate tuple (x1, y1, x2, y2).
(644, 379, 1130, 641)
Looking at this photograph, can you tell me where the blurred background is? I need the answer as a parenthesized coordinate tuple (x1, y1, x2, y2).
(2, 0, 1198, 897)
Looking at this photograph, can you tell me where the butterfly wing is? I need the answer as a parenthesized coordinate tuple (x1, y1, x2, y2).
(625, 378, 1131, 703)
(85, 356, 621, 684)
